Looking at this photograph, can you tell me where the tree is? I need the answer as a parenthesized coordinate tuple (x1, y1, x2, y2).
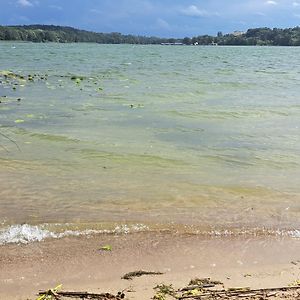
(183, 37, 191, 45)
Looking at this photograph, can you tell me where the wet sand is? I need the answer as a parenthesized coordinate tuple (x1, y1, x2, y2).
(0, 232, 300, 299)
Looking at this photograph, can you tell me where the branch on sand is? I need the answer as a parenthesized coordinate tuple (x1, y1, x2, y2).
(38, 291, 125, 300)
(121, 270, 164, 280)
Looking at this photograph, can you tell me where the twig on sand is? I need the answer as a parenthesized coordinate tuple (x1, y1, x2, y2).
(121, 270, 164, 280)
(38, 291, 125, 300)
(181, 278, 224, 291)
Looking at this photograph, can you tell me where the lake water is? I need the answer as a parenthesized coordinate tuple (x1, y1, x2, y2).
(0, 42, 300, 243)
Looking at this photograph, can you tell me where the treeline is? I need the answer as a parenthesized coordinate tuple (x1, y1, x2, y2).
(1, 24, 300, 46)
(184, 27, 300, 46)
(0, 25, 171, 44)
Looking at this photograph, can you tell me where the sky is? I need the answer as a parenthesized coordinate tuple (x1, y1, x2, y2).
(1, 0, 300, 37)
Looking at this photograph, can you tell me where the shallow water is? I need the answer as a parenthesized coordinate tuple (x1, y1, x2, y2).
(0, 42, 300, 243)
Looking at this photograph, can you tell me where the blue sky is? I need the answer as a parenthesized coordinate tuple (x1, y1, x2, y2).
(1, 0, 300, 37)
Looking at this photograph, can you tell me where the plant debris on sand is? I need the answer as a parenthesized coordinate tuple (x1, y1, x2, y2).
(121, 270, 164, 280)
(176, 286, 300, 299)
(36, 278, 300, 300)
(153, 278, 300, 300)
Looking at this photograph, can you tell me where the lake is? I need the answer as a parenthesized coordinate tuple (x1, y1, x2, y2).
(0, 42, 300, 243)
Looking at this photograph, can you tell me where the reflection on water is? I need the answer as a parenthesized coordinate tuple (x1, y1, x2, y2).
(0, 43, 300, 233)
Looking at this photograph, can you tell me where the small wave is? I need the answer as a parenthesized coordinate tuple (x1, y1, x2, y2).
(198, 228, 300, 238)
(0, 223, 149, 245)
(0, 224, 56, 245)
(288, 230, 300, 238)
(1, 224, 299, 245)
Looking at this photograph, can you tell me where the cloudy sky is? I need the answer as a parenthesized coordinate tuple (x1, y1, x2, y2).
(1, 0, 300, 37)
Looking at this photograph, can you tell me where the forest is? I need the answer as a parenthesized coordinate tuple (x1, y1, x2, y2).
(1, 24, 300, 46)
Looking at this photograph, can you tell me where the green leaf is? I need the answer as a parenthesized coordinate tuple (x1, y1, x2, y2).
(35, 284, 62, 300)
(100, 245, 112, 251)
(53, 284, 62, 292)
(14, 119, 25, 123)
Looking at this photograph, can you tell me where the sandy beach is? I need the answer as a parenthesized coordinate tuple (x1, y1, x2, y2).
(1, 232, 300, 299)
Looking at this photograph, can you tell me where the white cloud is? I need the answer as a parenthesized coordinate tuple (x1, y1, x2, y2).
(156, 18, 171, 30)
(90, 8, 101, 14)
(293, 1, 300, 6)
(181, 5, 208, 17)
(255, 12, 267, 16)
(265, 1, 277, 5)
(18, 15, 30, 22)
(17, 0, 33, 7)
(49, 5, 62, 11)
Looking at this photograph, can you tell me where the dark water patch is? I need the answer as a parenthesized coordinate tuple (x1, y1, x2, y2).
(29, 132, 80, 143)
(215, 68, 235, 75)
(199, 154, 256, 167)
(7, 127, 80, 144)
(79, 148, 186, 167)
(165, 106, 299, 121)
(71, 105, 109, 112)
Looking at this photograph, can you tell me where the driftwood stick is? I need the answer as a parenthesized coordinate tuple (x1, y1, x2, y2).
(178, 285, 300, 299)
(38, 291, 123, 299)
(180, 284, 218, 291)
(121, 270, 163, 280)
(37, 289, 61, 299)
(49, 289, 61, 300)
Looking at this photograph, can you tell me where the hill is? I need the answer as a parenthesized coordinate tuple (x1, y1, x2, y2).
(1, 24, 300, 46)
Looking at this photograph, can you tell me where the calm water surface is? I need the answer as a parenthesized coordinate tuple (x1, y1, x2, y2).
(0, 42, 300, 241)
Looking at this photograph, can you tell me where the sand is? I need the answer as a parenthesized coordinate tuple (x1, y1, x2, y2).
(0, 232, 300, 299)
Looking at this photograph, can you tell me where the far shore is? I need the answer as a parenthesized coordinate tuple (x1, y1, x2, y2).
(0, 232, 300, 299)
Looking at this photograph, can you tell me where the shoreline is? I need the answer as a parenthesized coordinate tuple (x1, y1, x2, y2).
(1, 231, 299, 299)
(1, 222, 300, 246)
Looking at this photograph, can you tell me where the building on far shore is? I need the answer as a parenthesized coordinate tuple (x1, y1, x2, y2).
(161, 42, 184, 45)
(232, 31, 245, 36)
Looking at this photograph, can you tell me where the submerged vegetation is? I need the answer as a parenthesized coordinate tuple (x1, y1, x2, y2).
(1, 25, 300, 45)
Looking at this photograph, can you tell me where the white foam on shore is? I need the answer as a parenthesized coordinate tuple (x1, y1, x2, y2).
(203, 228, 300, 238)
(0, 224, 56, 245)
(0, 224, 299, 245)
(0, 223, 149, 245)
(287, 230, 300, 238)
